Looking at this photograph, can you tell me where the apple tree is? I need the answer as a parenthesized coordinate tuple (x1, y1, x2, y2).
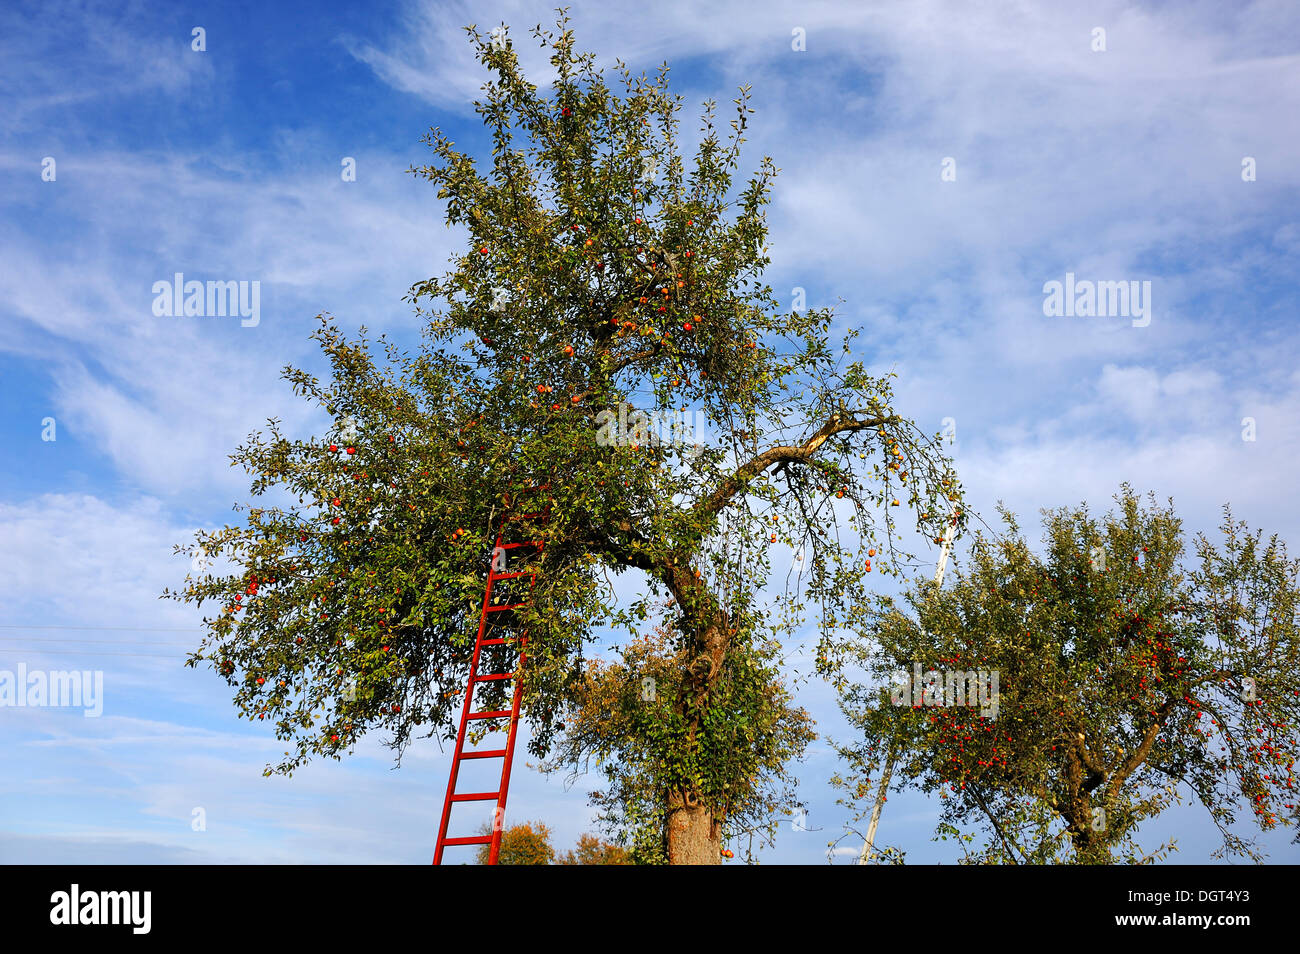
(165, 13, 964, 864)
(829, 485, 1300, 863)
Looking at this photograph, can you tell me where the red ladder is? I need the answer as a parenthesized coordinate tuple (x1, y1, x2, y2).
(433, 483, 549, 864)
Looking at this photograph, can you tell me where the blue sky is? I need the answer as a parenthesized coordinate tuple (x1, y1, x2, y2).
(2, 0, 1299, 864)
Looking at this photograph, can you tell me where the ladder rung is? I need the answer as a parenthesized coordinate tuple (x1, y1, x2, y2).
(486, 576, 535, 589)
(459, 748, 508, 760)
(473, 672, 517, 682)
(450, 791, 500, 802)
(467, 710, 513, 720)
(441, 835, 494, 846)
(479, 638, 513, 646)
(486, 603, 527, 612)
(496, 542, 542, 550)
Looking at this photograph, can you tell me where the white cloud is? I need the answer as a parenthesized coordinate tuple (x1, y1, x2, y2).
(0, 2, 208, 135)
(0, 493, 198, 624)
(0, 144, 452, 495)
(1096, 364, 1163, 420)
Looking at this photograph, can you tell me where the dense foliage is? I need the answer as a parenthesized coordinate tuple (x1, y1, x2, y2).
(165, 11, 963, 862)
(831, 486, 1300, 863)
(474, 820, 556, 865)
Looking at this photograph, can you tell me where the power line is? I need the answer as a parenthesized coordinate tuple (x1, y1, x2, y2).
(0, 637, 195, 646)
(0, 649, 184, 659)
(0, 624, 201, 632)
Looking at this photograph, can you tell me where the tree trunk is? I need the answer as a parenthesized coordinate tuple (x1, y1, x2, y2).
(661, 566, 730, 864)
(666, 793, 721, 864)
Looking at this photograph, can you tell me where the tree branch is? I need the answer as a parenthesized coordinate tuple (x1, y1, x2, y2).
(693, 413, 895, 526)
(1107, 698, 1177, 801)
